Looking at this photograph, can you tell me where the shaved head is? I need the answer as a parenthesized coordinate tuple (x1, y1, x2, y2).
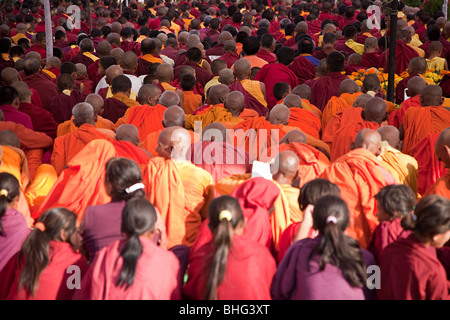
(363, 97, 387, 124)
(420, 84, 444, 107)
(406, 76, 427, 97)
(163, 105, 185, 127)
(435, 127, 450, 168)
(202, 122, 227, 142)
(72, 102, 95, 127)
(339, 79, 360, 95)
(157, 126, 192, 160)
(218, 68, 235, 85)
(352, 128, 382, 156)
(85, 93, 104, 115)
(138, 84, 162, 106)
(233, 59, 251, 79)
(156, 63, 173, 83)
(207, 84, 230, 105)
(283, 94, 302, 109)
(268, 104, 290, 125)
(159, 90, 180, 107)
(0, 130, 20, 148)
(271, 150, 299, 183)
(377, 125, 401, 150)
(116, 124, 139, 145)
(280, 129, 307, 145)
(11, 81, 31, 102)
(353, 93, 372, 108)
(224, 91, 245, 117)
(105, 65, 123, 85)
(292, 84, 311, 101)
(1, 67, 21, 85)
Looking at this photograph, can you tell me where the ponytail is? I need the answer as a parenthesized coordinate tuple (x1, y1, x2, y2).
(105, 157, 145, 201)
(0, 172, 21, 236)
(307, 195, 367, 288)
(205, 196, 244, 300)
(17, 207, 77, 296)
(116, 198, 156, 289)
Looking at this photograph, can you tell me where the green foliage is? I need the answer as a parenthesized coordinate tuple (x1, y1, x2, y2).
(403, 0, 424, 7)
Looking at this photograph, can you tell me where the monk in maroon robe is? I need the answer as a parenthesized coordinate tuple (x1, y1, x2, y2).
(174, 48, 213, 88)
(290, 54, 316, 84)
(378, 36, 419, 76)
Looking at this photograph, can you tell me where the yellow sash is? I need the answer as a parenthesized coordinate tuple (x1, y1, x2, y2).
(141, 54, 163, 64)
(83, 51, 99, 62)
(42, 69, 56, 79)
(105, 86, 137, 100)
(345, 39, 365, 55)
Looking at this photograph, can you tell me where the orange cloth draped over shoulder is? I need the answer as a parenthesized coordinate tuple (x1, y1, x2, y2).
(401, 106, 450, 155)
(388, 95, 421, 128)
(32, 140, 116, 223)
(111, 140, 150, 165)
(422, 169, 450, 199)
(322, 92, 363, 130)
(0, 146, 29, 189)
(301, 99, 323, 120)
(183, 91, 203, 115)
(214, 173, 252, 196)
(57, 116, 116, 137)
(287, 108, 321, 139)
(51, 124, 111, 175)
(186, 106, 258, 130)
(320, 148, 389, 248)
(410, 133, 446, 196)
(24, 164, 58, 210)
(142, 157, 214, 249)
(322, 107, 364, 147)
(114, 104, 167, 141)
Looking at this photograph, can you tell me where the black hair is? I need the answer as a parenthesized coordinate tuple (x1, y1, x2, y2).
(0, 86, 19, 105)
(375, 185, 416, 219)
(276, 46, 295, 66)
(104, 157, 145, 201)
(180, 73, 196, 91)
(0, 172, 21, 236)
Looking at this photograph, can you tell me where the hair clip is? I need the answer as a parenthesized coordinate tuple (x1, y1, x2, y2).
(125, 183, 145, 194)
(0, 189, 8, 197)
(218, 210, 232, 222)
(326, 216, 337, 224)
(34, 222, 46, 232)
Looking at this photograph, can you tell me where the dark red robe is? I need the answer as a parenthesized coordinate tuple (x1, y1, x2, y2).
(307, 71, 350, 111)
(22, 73, 59, 109)
(290, 55, 317, 84)
(47, 90, 86, 124)
(19, 102, 59, 140)
(378, 41, 419, 76)
(102, 97, 130, 123)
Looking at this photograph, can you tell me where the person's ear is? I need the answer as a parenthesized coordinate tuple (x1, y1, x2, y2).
(440, 97, 445, 105)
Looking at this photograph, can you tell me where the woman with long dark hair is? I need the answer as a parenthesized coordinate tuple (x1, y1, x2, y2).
(0, 207, 88, 300)
(77, 198, 181, 300)
(183, 195, 277, 300)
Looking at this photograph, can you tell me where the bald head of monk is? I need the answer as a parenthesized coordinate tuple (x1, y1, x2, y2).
(156, 63, 173, 83)
(353, 93, 372, 108)
(407, 56, 427, 75)
(377, 125, 402, 150)
(23, 58, 41, 76)
(364, 36, 379, 53)
(138, 84, 162, 106)
(420, 84, 444, 107)
(268, 104, 290, 125)
(105, 65, 123, 85)
(233, 59, 251, 80)
(218, 31, 233, 44)
(11, 81, 31, 103)
(271, 150, 299, 185)
(352, 128, 382, 156)
(362, 74, 381, 95)
(72, 102, 96, 127)
(292, 84, 312, 101)
(280, 129, 307, 145)
(283, 94, 302, 109)
(0, 130, 21, 148)
(206, 84, 230, 105)
(156, 126, 192, 160)
(224, 91, 245, 117)
(116, 124, 139, 146)
(435, 127, 450, 168)
(85, 93, 104, 116)
(406, 76, 427, 98)
(202, 122, 227, 142)
(1, 67, 21, 86)
(362, 97, 387, 124)
(218, 68, 235, 85)
(159, 90, 180, 108)
(163, 105, 185, 128)
(296, 21, 308, 35)
(110, 48, 124, 65)
(339, 78, 360, 95)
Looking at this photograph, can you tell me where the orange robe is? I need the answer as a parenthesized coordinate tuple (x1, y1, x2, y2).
(51, 123, 111, 175)
(110, 92, 140, 108)
(410, 133, 446, 196)
(33, 140, 117, 223)
(402, 106, 450, 155)
(182, 91, 203, 115)
(287, 107, 322, 139)
(57, 116, 116, 137)
(301, 99, 323, 120)
(321, 92, 363, 130)
(185, 106, 258, 130)
(139, 129, 199, 158)
(142, 157, 214, 249)
(24, 164, 58, 210)
(320, 148, 389, 248)
(111, 140, 150, 165)
(422, 169, 450, 199)
(322, 107, 364, 147)
(388, 95, 421, 129)
(114, 104, 167, 141)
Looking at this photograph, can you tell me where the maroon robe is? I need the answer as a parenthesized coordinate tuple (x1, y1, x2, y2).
(205, 43, 225, 57)
(30, 88, 44, 110)
(307, 71, 350, 111)
(218, 52, 240, 68)
(256, 50, 277, 64)
(22, 73, 59, 109)
(148, 17, 162, 30)
(290, 55, 317, 84)
(102, 97, 130, 123)
(254, 62, 300, 109)
(361, 52, 380, 69)
(87, 60, 100, 84)
(19, 102, 59, 140)
(378, 41, 419, 76)
(161, 46, 178, 61)
(173, 61, 213, 88)
(313, 49, 328, 61)
(228, 81, 267, 116)
(395, 73, 418, 104)
(24, 44, 46, 59)
(71, 52, 98, 68)
(120, 40, 141, 56)
(172, 78, 204, 97)
(335, 41, 357, 56)
(47, 90, 86, 124)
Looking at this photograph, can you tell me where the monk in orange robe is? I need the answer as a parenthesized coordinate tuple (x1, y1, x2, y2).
(320, 129, 396, 248)
(291, 84, 323, 121)
(422, 128, 450, 198)
(155, 63, 184, 110)
(114, 84, 166, 141)
(388, 76, 426, 128)
(112, 124, 151, 165)
(191, 83, 230, 115)
(400, 85, 450, 155)
(322, 79, 362, 130)
(180, 73, 203, 115)
(51, 102, 111, 175)
(33, 139, 117, 223)
(142, 127, 214, 249)
(56, 93, 116, 138)
(329, 97, 387, 162)
(282, 94, 321, 139)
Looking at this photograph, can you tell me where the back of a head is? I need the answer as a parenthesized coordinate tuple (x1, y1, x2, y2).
(120, 51, 138, 71)
(0, 172, 21, 229)
(408, 57, 427, 75)
(363, 97, 387, 124)
(242, 36, 260, 56)
(111, 74, 132, 94)
(0, 86, 19, 106)
(0, 130, 20, 148)
(57, 73, 74, 91)
(159, 90, 180, 107)
(180, 73, 196, 91)
(326, 51, 345, 72)
(23, 58, 41, 76)
(298, 178, 340, 210)
(375, 184, 415, 220)
(72, 102, 95, 126)
(420, 84, 443, 107)
(104, 157, 145, 201)
(276, 46, 295, 66)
